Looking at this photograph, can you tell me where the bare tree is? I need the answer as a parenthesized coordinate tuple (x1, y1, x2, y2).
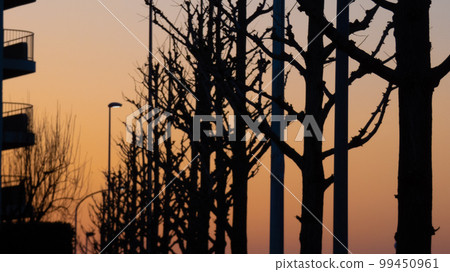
(4, 109, 86, 223)
(151, 0, 393, 253)
(153, 0, 272, 254)
(95, 0, 270, 253)
(97, 0, 397, 254)
(296, 0, 450, 253)
(211, 0, 392, 253)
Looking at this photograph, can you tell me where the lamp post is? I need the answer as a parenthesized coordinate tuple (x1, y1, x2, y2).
(270, 0, 285, 254)
(106, 102, 122, 253)
(334, 0, 350, 254)
(145, 0, 154, 253)
(73, 189, 107, 254)
(108, 102, 122, 186)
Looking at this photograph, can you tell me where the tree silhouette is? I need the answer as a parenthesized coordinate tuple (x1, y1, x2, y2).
(151, 0, 394, 254)
(214, 0, 392, 253)
(95, 0, 446, 254)
(296, 0, 450, 253)
(153, 0, 271, 253)
(95, 0, 271, 253)
(4, 109, 86, 223)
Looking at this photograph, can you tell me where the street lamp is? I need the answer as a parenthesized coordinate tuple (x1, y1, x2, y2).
(73, 187, 125, 254)
(107, 102, 122, 242)
(108, 102, 122, 185)
(74, 189, 107, 254)
(73, 103, 122, 253)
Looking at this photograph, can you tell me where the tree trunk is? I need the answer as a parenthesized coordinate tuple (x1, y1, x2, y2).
(186, 143, 200, 253)
(299, 0, 326, 254)
(149, 67, 162, 253)
(394, 0, 434, 253)
(300, 174, 325, 253)
(161, 79, 175, 254)
(231, 0, 248, 254)
(213, 0, 228, 254)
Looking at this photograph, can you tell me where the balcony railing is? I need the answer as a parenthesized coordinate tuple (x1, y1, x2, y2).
(4, 29, 34, 61)
(3, 102, 33, 131)
(1, 175, 29, 188)
(3, 102, 33, 117)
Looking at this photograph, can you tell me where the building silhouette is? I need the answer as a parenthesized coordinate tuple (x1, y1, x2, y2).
(1, 0, 36, 221)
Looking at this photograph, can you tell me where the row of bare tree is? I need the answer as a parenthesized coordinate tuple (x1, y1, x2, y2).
(95, 0, 450, 254)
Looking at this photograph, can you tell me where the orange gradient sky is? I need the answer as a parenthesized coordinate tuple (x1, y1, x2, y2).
(4, 0, 450, 253)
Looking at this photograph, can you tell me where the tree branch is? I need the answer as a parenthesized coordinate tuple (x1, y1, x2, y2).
(371, 0, 397, 12)
(431, 55, 450, 87)
(246, 0, 273, 25)
(297, 0, 398, 84)
(349, 4, 380, 34)
(322, 84, 396, 159)
(323, 175, 334, 190)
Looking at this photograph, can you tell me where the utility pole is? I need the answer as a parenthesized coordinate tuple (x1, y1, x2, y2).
(270, 0, 285, 254)
(333, 0, 350, 254)
(147, 0, 153, 108)
(145, 0, 154, 254)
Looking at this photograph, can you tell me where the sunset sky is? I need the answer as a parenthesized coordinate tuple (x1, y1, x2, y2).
(4, 0, 450, 253)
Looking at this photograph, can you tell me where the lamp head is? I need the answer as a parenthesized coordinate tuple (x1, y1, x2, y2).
(108, 102, 122, 108)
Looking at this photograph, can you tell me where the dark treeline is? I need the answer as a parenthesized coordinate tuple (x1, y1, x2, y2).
(94, 0, 450, 254)
(95, 0, 270, 253)
(296, 0, 450, 253)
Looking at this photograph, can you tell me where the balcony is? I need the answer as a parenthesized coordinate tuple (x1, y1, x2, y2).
(4, 0, 36, 11)
(3, 29, 36, 80)
(1, 175, 33, 221)
(3, 102, 35, 150)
